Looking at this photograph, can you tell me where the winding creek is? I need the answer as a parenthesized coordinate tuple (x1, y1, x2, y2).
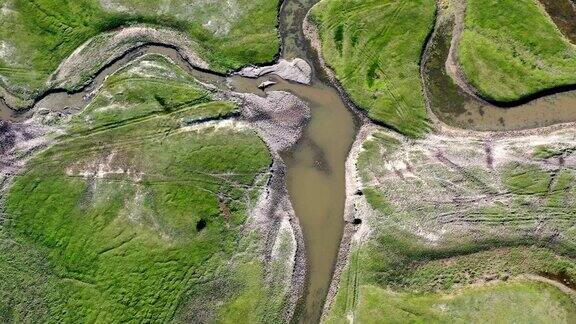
(2, 0, 576, 323)
(424, 0, 576, 131)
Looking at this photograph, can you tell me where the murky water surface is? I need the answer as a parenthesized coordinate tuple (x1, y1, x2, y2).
(279, 82, 355, 324)
(539, 0, 576, 43)
(278, 0, 358, 322)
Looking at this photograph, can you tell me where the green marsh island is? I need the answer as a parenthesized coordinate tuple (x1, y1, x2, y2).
(1, 0, 576, 323)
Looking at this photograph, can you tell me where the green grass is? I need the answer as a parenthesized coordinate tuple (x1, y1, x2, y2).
(458, 0, 576, 102)
(327, 244, 576, 323)
(501, 162, 552, 196)
(0, 0, 280, 96)
(0, 54, 291, 322)
(334, 280, 576, 324)
(325, 237, 576, 323)
(68, 54, 238, 133)
(363, 232, 576, 291)
(310, 0, 436, 137)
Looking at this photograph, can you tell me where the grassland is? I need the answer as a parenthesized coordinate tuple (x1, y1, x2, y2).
(0, 0, 279, 98)
(0, 54, 296, 322)
(458, 0, 576, 102)
(328, 277, 576, 323)
(325, 128, 576, 322)
(309, 0, 436, 137)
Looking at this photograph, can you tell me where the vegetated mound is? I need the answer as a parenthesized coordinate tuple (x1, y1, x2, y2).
(335, 280, 575, 323)
(458, 0, 576, 102)
(0, 55, 295, 323)
(309, 0, 436, 138)
(326, 127, 576, 322)
(0, 0, 279, 99)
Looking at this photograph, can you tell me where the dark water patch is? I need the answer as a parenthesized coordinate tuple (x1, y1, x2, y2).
(540, 271, 576, 290)
(196, 219, 207, 232)
(424, 18, 470, 123)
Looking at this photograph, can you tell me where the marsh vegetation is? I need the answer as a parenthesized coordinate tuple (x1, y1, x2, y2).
(0, 54, 297, 322)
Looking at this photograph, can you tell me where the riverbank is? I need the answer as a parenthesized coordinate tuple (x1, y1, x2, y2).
(307, 0, 576, 320)
(323, 120, 576, 322)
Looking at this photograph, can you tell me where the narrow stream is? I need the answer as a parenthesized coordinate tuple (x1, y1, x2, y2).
(278, 0, 358, 322)
(142, 33, 359, 323)
(425, 0, 576, 130)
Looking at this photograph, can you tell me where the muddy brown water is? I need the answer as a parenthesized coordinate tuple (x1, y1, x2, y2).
(278, 0, 359, 322)
(539, 0, 576, 43)
(5, 0, 576, 322)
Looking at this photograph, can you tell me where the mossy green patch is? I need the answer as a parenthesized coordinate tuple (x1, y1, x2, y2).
(326, 130, 576, 322)
(502, 162, 552, 196)
(532, 145, 558, 159)
(335, 280, 576, 324)
(68, 54, 238, 133)
(459, 0, 576, 102)
(0, 54, 291, 322)
(310, 0, 436, 137)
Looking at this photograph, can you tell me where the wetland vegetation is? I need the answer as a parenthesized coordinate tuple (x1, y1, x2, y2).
(458, 0, 576, 102)
(325, 128, 576, 323)
(309, 0, 436, 137)
(1, 54, 296, 322)
(1, 0, 576, 322)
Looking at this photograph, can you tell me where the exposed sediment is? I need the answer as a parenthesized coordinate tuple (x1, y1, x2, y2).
(1, 26, 211, 110)
(250, 157, 307, 322)
(236, 58, 312, 85)
(302, 11, 382, 320)
(422, 0, 576, 135)
(443, 0, 488, 104)
(0, 111, 64, 207)
(302, 12, 371, 128)
(307, 0, 576, 318)
(236, 91, 311, 152)
(51, 26, 210, 91)
(232, 88, 311, 321)
(446, 0, 576, 108)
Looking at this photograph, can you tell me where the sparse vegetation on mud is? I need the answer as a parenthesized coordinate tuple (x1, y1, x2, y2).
(0, 0, 280, 98)
(309, 0, 436, 137)
(0, 55, 296, 322)
(458, 0, 576, 102)
(325, 127, 576, 323)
